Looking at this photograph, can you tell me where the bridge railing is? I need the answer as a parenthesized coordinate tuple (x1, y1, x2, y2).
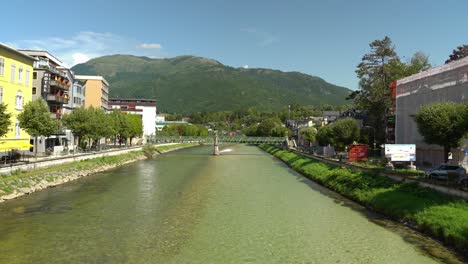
(150, 136, 285, 144)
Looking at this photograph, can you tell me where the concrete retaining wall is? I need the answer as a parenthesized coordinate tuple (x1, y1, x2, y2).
(0, 146, 142, 175)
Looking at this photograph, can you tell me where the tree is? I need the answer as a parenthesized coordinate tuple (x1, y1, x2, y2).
(331, 118, 360, 150)
(355, 36, 399, 144)
(257, 117, 282, 136)
(415, 102, 467, 162)
(0, 103, 12, 138)
(316, 125, 334, 146)
(62, 107, 92, 148)
(299, 127, 317, 147)
(109, 110, 131, 145)
(17, 99, 60, 157)
(127, 114, 143, 145)
(445, 45, 468, 64)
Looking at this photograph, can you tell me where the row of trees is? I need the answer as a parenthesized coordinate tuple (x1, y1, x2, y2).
(159, 123, 209, 136)
(6, 99, 143, 156)
(243, 117, 290, 137)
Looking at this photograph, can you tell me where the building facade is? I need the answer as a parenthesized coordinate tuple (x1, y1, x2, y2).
(0, 44, 35, 153)
(395, 57, 468, 168)
(19, 50, 73, 154)
(109, 98, 156, 137)
(75, 75, 109, 111)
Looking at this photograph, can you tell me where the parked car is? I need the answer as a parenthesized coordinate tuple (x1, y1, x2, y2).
(425, 164, 467, 183)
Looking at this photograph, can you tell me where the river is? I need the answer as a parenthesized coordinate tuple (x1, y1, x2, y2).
(0, 145, 463, 263)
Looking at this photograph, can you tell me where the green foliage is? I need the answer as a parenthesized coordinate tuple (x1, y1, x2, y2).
(17, 99, 59, 137)
(415, 102, 467, 160)
(160, 124, 208, 136)
(299, 127, 317, 145)
(71, 55, 352, 114)
(128, 114, 143, 140)
(331, 118, 360, 150)
(445, 44, 468, 64)
(354, 37, 431, 145)
(0, 103, 12, 138)
(316, 125, 334, 146)
(142, 143, 157, 158)
(165, 113, 182, 121)
(243, 117, 289, 137)
(260, 145, 468, 255)
(62, 107, 91, 142)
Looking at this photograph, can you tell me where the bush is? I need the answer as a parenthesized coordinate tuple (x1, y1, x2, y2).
(142, 143, 157, 158)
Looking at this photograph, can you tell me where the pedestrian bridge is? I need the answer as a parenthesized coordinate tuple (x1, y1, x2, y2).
(152, 136, 286, 144)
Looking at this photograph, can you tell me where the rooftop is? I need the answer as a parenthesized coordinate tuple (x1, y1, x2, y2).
(0, 43, 36, 62)
(75, 75, 109, 86)
(397, 56, 468, 85)
(18, 49, 63, 66)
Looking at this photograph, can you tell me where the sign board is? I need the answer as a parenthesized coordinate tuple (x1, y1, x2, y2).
(385, 144, 416, 162)
(464, 151, 468, 156)
(448, 152, 453, 160)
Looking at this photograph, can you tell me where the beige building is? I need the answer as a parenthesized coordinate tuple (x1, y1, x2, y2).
(75, 75, 109, 110)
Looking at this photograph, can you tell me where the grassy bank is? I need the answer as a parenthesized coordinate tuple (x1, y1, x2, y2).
(260, 144, 468, 256)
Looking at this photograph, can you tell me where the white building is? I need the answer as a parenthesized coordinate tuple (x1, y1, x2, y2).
(108, 98, 157, 137)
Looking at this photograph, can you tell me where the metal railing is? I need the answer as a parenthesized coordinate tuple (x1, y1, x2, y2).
(150, 136, 286, 144)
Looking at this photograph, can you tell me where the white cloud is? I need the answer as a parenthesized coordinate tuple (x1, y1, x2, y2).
(139, 43, 162, 49)
(241, 27, 279, 47)
(72, 53, 91, 65)
(12, 31, 167, 67)
(243, 65, 249, 69)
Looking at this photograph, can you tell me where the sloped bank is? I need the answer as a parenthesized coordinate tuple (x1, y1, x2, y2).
(0, 144, 197, 203)
(259, 144, 468, 257)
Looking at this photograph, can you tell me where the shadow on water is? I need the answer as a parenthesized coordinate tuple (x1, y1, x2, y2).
(270, 158, 466, 264)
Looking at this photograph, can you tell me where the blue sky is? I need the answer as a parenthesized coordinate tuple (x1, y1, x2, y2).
(5, 0, 468, 90)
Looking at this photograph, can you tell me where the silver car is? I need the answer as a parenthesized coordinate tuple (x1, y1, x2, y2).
(426, 164, 467, 182)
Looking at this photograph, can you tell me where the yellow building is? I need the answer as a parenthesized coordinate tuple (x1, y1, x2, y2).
(75, 75, 109, 111)
(0, 43, 35, 152)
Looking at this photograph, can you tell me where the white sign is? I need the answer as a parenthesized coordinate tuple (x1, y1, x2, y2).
(385, 144, 416, 162)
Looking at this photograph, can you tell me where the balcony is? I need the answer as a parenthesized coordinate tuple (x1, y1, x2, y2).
(50, 79, 71, 90)
(46, 94, 69, 104)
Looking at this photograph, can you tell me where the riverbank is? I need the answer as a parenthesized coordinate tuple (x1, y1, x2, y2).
(260, 144, 468, 257)
(0, 143, 197, 203)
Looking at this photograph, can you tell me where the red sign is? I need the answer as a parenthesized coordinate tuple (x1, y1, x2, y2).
(348, 144, 369, 162)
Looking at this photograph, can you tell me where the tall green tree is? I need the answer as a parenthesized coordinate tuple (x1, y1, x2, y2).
(0, 104, 12, 138)
(445, 45, 468, 64)
(415, 102, 467, 162)
(128, 114, 143, 145)
(331, 118, 360, 150)
(299, 127, 317, 147)
(316, 125, 334, 146)
(17, 99, 60, 157)
(62, 107, 92, 148)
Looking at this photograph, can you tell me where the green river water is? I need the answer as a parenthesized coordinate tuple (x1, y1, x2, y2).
(0, 145, 463, 263)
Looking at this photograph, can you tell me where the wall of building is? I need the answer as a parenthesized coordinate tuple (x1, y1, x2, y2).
(396, 58, 468, 168)
(0, 47, 34, 152)
(84, 80, 103, 109)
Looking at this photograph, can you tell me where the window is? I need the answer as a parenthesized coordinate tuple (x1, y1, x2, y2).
(32, 87, 36, 95)
(0, 58, 4, 76)
(0, 87, 3, 103)
(15, 91, 23, 110)
(11, 64, 15, 82)
(25, 69, 30, 86)
(15, 120, 20, 137)
(33, 72, 37, 79)
(18, 66, 23, 83)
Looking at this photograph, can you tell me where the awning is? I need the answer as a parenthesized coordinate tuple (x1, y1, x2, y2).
(0, 141, 33, 151)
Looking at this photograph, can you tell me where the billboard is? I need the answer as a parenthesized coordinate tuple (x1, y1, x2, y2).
(385, 144, 416, 162)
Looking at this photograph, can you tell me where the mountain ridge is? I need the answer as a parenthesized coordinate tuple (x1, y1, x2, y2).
(71, 54, 351, 114)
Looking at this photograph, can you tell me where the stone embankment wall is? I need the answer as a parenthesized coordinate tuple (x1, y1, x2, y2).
(0, 146, 143, 175)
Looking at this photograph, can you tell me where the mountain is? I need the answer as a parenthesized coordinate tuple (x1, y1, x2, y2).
(71, 55, 352, 114)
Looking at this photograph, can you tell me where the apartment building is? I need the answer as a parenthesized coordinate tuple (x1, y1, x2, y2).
(75, 75, 109, 111)
(108, 98, 156, 136)
(0, 44, 35, 153)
